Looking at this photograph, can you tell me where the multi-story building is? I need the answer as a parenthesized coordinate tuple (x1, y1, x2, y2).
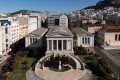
(0, 17, 19, 56)
(47, 14, 68, 28)
(28, 15, 41, 33)
(85, 24, 104, 34)
(98, 29, 120, 49)
(17, 17, 29, 39)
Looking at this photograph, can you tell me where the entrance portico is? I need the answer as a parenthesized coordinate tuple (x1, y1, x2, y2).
(46, 27, 74, 54)
(47, 38, 73, 52)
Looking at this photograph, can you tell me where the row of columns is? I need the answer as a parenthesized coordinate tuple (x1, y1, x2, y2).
(47, 40, 73, 51)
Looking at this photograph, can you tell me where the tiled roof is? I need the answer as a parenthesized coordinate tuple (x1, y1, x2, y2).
(88, 24, 120, 29)
(88, 24, 105, 27)
(99, 29, 120, 33)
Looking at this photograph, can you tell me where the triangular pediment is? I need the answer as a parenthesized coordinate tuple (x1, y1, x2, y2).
(49, 33, 70, 37)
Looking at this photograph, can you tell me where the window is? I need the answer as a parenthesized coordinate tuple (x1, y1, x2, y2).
(115, 34, 117, 41)
(85, 38, 87, 44)
(6, 39, 8, 42)
(6, 44, 8, 47)
(30, 38, 32, 44)
(55, 19, 59, 25)
(88, 38, 90, 44)
(119, 34, 120, 41)
(82, 38, 84, 44)
(5, 27, 8, 34)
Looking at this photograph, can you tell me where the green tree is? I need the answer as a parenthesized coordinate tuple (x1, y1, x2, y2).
(22, 50, 29, 57)
(78, 45, 87, 55)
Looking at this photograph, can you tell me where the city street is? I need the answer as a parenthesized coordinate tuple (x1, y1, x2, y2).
(94, 46, 120, 75)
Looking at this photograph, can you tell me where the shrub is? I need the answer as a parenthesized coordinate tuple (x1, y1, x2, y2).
(98, 58, 114, 74)
(94, 53, 100, 58)
(87, 61, 97, 69)
(78, 45, 87, 55)
(95, 64, 107, 76)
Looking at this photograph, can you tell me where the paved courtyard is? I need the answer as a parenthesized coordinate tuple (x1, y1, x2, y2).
(26, 66, 93, 80)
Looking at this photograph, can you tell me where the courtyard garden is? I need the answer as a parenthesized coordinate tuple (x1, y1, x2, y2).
(45, 55, 72, 72)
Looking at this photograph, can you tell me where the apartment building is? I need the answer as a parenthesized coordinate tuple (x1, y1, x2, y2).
(28, 15, 41, 33)
(17, 17, 29, 39)
(0, 17, 19, 56)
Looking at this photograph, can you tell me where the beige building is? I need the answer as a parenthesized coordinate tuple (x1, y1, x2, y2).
(85, 24, 104, 34)
(98, 29, 120, 49)
(0, 17, 19, 56)
(17, 17, 29, 39)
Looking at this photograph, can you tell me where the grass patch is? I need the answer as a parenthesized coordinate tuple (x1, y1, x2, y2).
(49, 66, 71, 72)
(7, 57, 37, 80)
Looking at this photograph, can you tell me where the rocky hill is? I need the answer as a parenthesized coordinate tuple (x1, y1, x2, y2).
(7, 10, 41, 16)
(85, 0, 120, 10)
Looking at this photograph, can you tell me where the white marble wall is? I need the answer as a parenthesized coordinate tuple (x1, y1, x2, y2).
(47, 38, 73, 52)
(77, 36, 94, 47)
(25, 37, 43, 48)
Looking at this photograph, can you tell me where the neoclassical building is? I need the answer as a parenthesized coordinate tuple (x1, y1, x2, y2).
(25, 26, 94, 80)
(46, 27, 74, 54)
(25, 26, 94, 53)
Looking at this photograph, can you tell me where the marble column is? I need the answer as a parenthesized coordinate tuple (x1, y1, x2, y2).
(72, 40, 73, 52)
(52, 40, 53, 51)
(67, 40, 68, 51)
(47, 40, 49, 51)
(62, 40, 63, 51)
(57, 40, 58, 51)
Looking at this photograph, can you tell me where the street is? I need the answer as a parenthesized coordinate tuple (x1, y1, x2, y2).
(94, 46, 120, 75)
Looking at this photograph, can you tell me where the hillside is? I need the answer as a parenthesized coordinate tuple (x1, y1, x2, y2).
(7, 10, 41, 16)
(85, 0, 120, 10)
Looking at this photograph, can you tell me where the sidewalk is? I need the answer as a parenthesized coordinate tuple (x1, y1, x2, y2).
(0, 55, 11, 66)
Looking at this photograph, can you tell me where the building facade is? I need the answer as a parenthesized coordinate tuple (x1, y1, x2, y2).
(98, 29, 120, 49)
(46, 27, 74, 54)
(47, 14, 68, 28)
(72, 28, 94, 48)
(0, 17, 19, 55)
(25, 28, 48, 48)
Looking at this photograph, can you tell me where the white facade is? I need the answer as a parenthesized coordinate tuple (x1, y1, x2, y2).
(72, 28, 94, 48)
(25, 36, 43, 48)
(46, 38, 73, 52)
(60, 15, 68, 27)
(0, 23, 2, 55)
(47, 14, 68, 28)
(28, 16, 38, 33)
(25, 28, 48, 48)
(77, 36, 94, 47)
(0, 17, 19, 56)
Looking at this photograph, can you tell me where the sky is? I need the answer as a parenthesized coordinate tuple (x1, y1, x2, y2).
(0, 0, 101, 13)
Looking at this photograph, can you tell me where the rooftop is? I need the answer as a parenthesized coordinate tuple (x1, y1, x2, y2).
(26, 28, 48, 37)
(46, 27, 73, 37)
(87, 24, 120, 29)
(72, 28, 93, 36)
(99, 29, 120, 33)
